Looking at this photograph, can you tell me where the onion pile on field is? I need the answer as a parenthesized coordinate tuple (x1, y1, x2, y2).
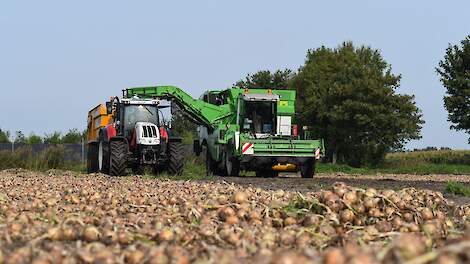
(0, 169, 470, 263)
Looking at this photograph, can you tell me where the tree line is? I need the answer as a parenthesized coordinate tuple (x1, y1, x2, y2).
(236, 37, 469, 167)
(0, 129, 85, 144)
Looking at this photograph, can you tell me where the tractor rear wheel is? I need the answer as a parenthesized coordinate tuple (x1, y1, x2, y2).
(98, 137, 110, 174)
(109, 140, 128, 176)
(168, 141, 184, 175)
(86, 143, 99, 173)
(300, 159, 316, 178)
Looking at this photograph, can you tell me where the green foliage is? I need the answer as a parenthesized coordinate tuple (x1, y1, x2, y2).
(436, 35, 470, 143)
(236, 69, 293, 89)
(0, 146, 67, 171)
(445, 181, 470, 197)
(14, 131, 26, 144)
(171, 108, 197, 141)
(44, 131, 62, 144)
(61, 129, 83, 144)
(283, 195, 326, 216)
(13, 129, 84, 145)
(291, 42, 424, 166)
(27, 133, 43, 144)
(317, 149, 470, 175)
(318, 162, 470, 175)
(0, 129, 10, 143)
(386, 150, 470, 166)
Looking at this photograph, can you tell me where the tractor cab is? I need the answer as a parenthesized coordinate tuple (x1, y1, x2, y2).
(119, 98, 160, 139)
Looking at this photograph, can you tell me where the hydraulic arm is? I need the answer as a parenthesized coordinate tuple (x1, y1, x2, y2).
(124, 86, 231, 127)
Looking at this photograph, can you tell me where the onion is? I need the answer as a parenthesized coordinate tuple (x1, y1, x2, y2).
(233, 191, 248, 204)
(82, 226, 101, 242)
(343, 191, 358, 205)
(125, 250, 145, 264)
(225, 216, 239, 225)
(420, 208, 434, 221)
(340, 209, 354, 223)
(324, 248, 345, 264)
(283, 217, 297, 226)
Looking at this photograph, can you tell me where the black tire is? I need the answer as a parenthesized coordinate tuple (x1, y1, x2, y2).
(98, 133, 110, 174)
(132, 165, 144, 175)
(168, 141, 184, 175)
(225, 150, 240, 177)
(300, 159, 316, 178)
(86, 143, 99, 173)
(204, 146, 215, 176)
(255, 170, 278, 178)
(109, 140, 128, 176)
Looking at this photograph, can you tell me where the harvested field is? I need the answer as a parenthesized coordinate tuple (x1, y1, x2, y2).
(0, 169, 470, 263)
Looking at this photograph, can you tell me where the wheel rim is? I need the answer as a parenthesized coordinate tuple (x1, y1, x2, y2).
(98, 141, 103, 171)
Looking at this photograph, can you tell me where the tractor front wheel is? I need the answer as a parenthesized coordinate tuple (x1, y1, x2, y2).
(300, 159, 316, 178)
(109, 140, 128, 176)
(168, 141, 184, 175)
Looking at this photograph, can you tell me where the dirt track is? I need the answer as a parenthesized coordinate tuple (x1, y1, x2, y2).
(218, 172, 470, 205)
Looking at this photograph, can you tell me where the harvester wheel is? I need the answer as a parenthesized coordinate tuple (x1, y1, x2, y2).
(204, 146, 215, 176)
(300, 159, 316, 178)
(168, 141, 184, 175)
(86, 143, 99, 173)
(225, 151, 240, 177)
(109, 140, 128, 176)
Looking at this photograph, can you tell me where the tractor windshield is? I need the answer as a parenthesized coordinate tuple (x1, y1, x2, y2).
(123, 105, 159, 132)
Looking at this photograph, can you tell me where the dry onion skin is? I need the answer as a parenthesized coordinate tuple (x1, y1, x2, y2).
(0, 169, 469, 263)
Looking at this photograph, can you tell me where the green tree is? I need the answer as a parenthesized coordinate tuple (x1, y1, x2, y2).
(236, 69, 293, 89)
(61, 128, 83, 144)
(436, 35, 470, 142)
(44, 131, 62, 144)
(14, 131, 26, 144)
(291, 42, 424, 166)
(27, 133, 43, 144)
(0, 129, 10, 143)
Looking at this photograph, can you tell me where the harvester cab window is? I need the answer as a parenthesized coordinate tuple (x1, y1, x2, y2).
(207, 93, 224, 106)
(243, 101, 276, 135)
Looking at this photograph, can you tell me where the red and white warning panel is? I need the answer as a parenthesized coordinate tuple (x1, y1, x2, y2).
(242, 143, 254, 155)
(315, 148, 321, 160)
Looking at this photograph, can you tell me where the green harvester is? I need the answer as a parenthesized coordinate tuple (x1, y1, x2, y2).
(124, 86, 324, 178)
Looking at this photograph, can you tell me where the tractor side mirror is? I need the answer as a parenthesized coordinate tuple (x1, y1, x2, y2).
(106, 102, 113, 115)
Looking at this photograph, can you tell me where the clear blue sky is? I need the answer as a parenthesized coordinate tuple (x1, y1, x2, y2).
(0, 0, 469, 149)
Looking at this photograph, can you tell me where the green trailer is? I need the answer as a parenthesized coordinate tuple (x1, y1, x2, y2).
(124, 86, 324, 178)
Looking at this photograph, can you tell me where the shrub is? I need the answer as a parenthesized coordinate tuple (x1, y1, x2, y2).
(0, 145, 67, 171)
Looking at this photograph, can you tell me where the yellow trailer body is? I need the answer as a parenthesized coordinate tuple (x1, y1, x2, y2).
(87, 104, 113, 143)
